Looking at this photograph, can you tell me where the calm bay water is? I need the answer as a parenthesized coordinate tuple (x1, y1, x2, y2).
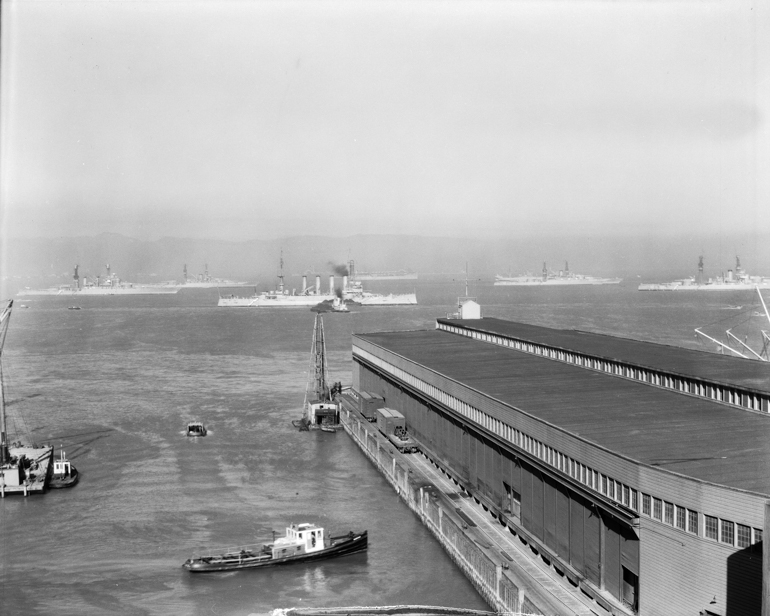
(1, 281, 766, 615)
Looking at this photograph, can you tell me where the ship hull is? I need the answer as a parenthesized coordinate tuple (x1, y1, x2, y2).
(18, 286, 179, 296)
(219, 293, 418, 307)
(180, 281, 249, 288)
(494, 278, 621, 286)
(356, 293, 418, 305)
(218, 294, 334, 307)
(354, 274, 418, 281)
(183, 531, 367, 573)
(639, 281, 770, 291)
(49, 467, 79, 489)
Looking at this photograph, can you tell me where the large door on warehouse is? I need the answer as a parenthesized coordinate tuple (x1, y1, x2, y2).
(519, 461, 631, 601)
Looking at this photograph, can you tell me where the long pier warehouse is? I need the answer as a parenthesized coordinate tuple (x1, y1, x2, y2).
(351, 316, 770, 616)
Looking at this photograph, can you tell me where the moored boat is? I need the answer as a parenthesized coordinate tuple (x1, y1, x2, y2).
(182, 523, 367, 572)
(48, 448, 79, 489)
(186, 421, 207, 437)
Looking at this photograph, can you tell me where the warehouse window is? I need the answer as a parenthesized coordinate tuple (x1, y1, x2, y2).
(754, 528, 763, 545)
(653, 498, 662, 520)
(675, 506, 686, 530)
(720, 520, 734, 546)
(688, 510, 699, 535)
(642, 494, 651, 516)
(622, 484, 630, 506)
(601, 475, 608, 495)
(705, 516, 718, 540)
(738, 525, 751, 548)
(630, 490, 638, 511)
(664, 502, 674, 525)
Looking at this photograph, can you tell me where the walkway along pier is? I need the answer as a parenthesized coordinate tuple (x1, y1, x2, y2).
(339, 396, 604, 616)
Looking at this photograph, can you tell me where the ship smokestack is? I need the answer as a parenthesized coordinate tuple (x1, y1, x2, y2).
(302, 276, 307, 293)
(349, 260, 355, 279)
(315, 275, 321, 295)
(343, 275, 348, 292)
(329, 275, 334, 295)
(697, 255, 704, 285)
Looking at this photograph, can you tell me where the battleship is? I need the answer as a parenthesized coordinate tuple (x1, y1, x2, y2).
(494, 262, 622, 286)
(178, 264, 248, 288)
(352, 270, 418, 281)
(639, 256, 770, 291)
(218, 258, 417, 307)
(218, 265, 335, 307)
(17, 265, 180, 296)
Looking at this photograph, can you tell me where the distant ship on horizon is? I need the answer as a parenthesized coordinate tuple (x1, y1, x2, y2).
(17, 265, 180, 296)
(639, 256, 770, 291)
(494, 262, 622, 286)
(177, 264, 248, 288)
(349, 261, 417, 281)
(219, 257, 417, 307)
(353, 271, 418, 280)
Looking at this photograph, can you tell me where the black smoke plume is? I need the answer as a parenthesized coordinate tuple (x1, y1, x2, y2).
(328, 262, 349, 276)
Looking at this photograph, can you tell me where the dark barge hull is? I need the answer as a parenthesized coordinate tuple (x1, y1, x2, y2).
(183, 531, 367, 573)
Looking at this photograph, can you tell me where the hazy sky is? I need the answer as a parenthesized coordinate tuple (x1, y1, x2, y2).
(1, 0, 768, 241)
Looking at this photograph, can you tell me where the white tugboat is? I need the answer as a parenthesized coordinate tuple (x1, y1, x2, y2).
(49, 447, 79, 489)
(182, 523, 367, 572)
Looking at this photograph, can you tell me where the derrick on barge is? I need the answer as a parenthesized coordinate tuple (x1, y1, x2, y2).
(350, 315, 770, 616)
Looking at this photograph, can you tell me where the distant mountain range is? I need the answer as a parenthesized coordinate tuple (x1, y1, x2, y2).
(2, 231, 769, 297)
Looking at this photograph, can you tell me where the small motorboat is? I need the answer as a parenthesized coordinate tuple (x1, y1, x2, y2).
(67, 306, 81, 310)
(48, 448, 79, 489)
(183, 523, 367, 573)
(186, 421, 207, 437)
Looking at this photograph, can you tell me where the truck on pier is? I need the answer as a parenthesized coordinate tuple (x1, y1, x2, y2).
(376, 408, 419, 453)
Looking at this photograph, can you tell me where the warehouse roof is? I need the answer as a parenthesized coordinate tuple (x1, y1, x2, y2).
(437, 317, 770, 395)
(355, 328, 770, 494)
